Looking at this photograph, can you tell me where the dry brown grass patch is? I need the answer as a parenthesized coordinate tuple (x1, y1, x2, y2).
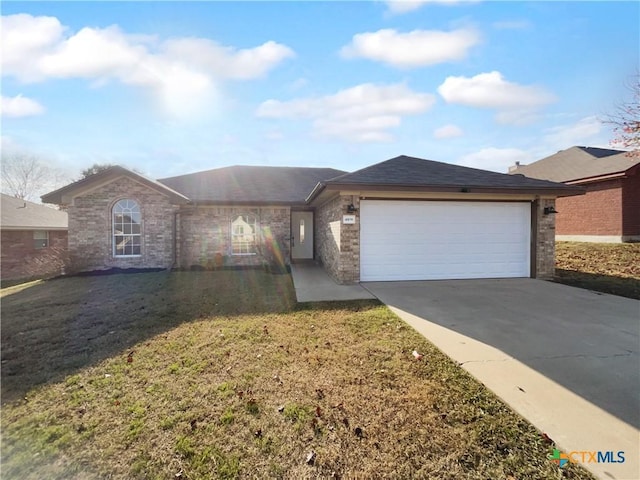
(1, 271, 593, 479)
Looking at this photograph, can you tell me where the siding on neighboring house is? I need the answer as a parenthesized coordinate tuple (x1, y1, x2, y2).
(177, 206, 290, 269)
(1, 230, 68, 282)
(66, 176, 179, 272)
(555, 179, 623, 236)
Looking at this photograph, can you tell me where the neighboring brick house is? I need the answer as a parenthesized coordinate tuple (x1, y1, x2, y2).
(1, 193, 68, 283)
(510, 146, 640, 243)
(42, 156, 582, 284)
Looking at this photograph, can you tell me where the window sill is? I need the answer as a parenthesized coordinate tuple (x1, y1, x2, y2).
(113, 255, 142, 258)
(231, 253, 257, 256)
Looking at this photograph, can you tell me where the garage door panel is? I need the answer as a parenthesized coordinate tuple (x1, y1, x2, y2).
(360, 200, 530, 281)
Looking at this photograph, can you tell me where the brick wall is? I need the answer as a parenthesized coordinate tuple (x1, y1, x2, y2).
(535, 199, 556, 279)
(177, 206, 290, 268)
(316, 195, 360, 284)
(67, 176, 179, 272)
(622, 169, 640, 237)
(1, 230, 68, 281)
(556, 179, 623, 236)
(316, 196, 342, 281)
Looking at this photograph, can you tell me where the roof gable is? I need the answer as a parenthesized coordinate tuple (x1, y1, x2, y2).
(159, 165, 347, 205)
(1, 193, 68, 230)
(41, 166, 190, 205)
(510, 146, 640, 183)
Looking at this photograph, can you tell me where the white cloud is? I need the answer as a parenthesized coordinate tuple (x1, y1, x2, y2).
(0, 14, 65, 81)
(161, 38, 294, 80)
(0, 14, 294, 119)
(256, 83, 435, 143)
(439, 71, 555, 109)
(458, 147, 534, 173)
(341, 28, 480, 68)
(0, 94, 45, 118)
(38, 26, 148, 79)
(438, 71, 555, 124)
(386, 0, 479, 14)
(544, 116, 602, 148)
(433, 124, 463, 139)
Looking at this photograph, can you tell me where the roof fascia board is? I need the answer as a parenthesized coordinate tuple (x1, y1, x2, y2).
(305, 181, 326, 204)
(322, 183, 584, 197)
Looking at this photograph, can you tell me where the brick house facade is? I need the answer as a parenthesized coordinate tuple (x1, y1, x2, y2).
(42, 157, 581, 284)
(66, 176, 180, 271)
(1, 194, 69, 283)
(177, 205, 291, 268)
(1, 230, 68, 283)
(511, 147, 640, 243)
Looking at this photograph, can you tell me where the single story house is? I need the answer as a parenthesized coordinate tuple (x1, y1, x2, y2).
(42, 155, 583, 284)
(510, 146, 640, 243)
(1, 193, 68, 283)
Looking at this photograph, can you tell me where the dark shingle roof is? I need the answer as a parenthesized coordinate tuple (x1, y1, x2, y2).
(1, 193, 68, 230)
(575, 146, 623, 158)
(324, 155, 576, 190)
(159, 166, 347, 204)
(510, 146, 639, 183)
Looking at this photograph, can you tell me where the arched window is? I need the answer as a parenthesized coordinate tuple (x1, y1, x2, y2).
(113, 199, 141, 256)
(231, 215, 257, 255)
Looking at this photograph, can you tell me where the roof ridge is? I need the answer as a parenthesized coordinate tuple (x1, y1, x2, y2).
(158, 165, 347, 182)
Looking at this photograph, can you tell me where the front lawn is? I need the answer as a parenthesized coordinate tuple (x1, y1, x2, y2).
(555, 241, 640, 299)
(1, 271, 591, 479)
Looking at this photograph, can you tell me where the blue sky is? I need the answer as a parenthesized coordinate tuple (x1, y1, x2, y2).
(1, 1, 638, 195)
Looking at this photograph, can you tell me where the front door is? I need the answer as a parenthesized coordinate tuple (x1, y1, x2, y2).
(291, 211, 313, 260)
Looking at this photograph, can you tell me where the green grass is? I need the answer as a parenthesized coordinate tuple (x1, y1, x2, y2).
(1, 270, 594, 479)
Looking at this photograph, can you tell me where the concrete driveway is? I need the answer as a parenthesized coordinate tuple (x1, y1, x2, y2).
(364, 278, 639, 480)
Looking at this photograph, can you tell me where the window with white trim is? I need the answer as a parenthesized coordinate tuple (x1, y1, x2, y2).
(231, 215, 257, 255)
(113, 199, 141, 256)
(33, 230, 49, 249)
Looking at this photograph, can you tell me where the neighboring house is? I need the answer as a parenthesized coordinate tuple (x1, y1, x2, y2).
(1, 193, 68, 283)
(42, 156, 582, 284)
(510, 146, 640, 243)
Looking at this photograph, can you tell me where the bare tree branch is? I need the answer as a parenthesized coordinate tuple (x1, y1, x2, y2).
(603, 74, 640, 155)
(1, 152, 67, 202)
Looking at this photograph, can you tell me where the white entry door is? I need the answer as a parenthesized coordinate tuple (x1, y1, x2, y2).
(360, 200, 531, 281)
(291, 211, 314, 259)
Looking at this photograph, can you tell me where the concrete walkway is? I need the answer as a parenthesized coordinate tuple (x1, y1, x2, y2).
(364, 279, 640, 480)
(290, 263, 375, 302)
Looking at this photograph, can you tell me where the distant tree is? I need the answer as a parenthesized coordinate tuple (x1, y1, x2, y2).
(80, 163, 117, 179)
(605, 74, 639, 155)
(1, 152, 66, 202)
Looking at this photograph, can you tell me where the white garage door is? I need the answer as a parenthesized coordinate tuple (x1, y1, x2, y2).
(360, 200, 531, 281)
